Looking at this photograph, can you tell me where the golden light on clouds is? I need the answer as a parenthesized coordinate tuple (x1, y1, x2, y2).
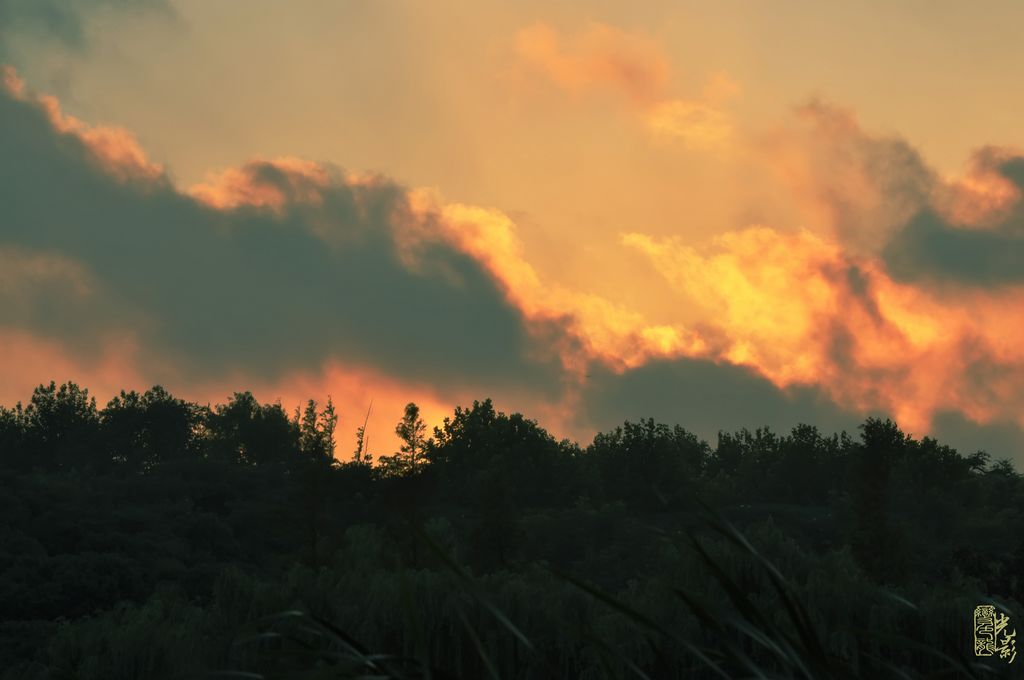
(4, 3, 1024, 459)
(32, 90, 164, 183)
(624, 224, 1024, 435)
(189, 157, 333, 211)
(428, 197, 707, 374)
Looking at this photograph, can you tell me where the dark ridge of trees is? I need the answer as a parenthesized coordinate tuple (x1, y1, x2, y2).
(0, 381, 1021, 679)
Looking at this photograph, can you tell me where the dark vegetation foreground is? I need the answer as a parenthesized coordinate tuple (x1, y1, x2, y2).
(0, 382, 1021, 678)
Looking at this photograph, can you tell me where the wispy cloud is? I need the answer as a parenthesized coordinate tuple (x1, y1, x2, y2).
(514, 21, 738, 148)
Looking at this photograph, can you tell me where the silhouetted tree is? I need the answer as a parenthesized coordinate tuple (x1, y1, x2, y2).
(589, 419, 709, 508)
(395, 402, 426, 473)
(321, 397, 337, 461)
(207, 392, 299, 465)
(101, 386, 199, 472)
(851, 417, 908, 581)
(0, 403, 25, 470)
(300, 399, 321, 458)
(378, 402, 428, 477)
(352, 400, 373, 466)
(22, 381, 101, 471)
(774, 423, 846, 503)
(298, 398, 338, 464)
(427, 399, 575, 506)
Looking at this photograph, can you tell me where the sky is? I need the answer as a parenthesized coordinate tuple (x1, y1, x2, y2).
(3, 0, 1024, 463)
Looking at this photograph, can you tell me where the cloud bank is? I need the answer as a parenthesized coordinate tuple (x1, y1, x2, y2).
(0, 69, 564, 399)
(2, 50, 1024, 464)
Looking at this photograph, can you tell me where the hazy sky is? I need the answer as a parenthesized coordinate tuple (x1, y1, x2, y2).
(3, 0, 1024, 461)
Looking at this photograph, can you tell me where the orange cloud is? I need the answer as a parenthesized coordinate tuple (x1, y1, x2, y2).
(189, 157, 333, 211)
(0, 329, 147, 409)
(415, 194, 707, 376)
(515, 22, 670, 106)
(514, 22, 736, 148)
(1, 66, 163, 183)
(38, 97, 163, 183)
(625, 224, 1024, 435)
(191, 180, 575, 354)
(1, 65, 25, 96)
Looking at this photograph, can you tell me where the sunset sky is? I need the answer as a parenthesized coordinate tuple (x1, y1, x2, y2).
(3, 0, 1024, 462)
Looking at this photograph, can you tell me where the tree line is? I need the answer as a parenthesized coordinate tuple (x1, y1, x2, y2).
(0, 381, 1021, 678)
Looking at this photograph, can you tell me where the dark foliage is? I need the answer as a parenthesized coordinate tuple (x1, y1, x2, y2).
(0, 382, 1021, 678)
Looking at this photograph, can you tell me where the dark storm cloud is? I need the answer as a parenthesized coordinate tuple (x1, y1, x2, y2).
(578, 357, 1024, 467)
(883, 154, 1024, 286)
(0, 83, 565, 395)
(578, 357, 864, 443)
(930, 411, 1024, 465)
